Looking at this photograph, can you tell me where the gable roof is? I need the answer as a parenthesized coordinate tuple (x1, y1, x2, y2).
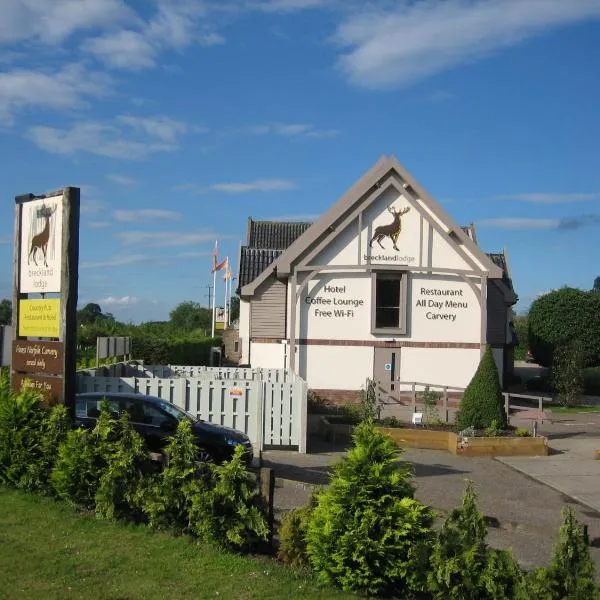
(240, 155, 507, 297)
(238, 247, 283, 288)
(247, 219, 312, 249)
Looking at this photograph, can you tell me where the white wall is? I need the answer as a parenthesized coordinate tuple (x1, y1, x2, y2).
(250, 342, 286, 370)
(238, 299, 251, 364)
(298, 345, 373, 390)
(400, 347, 481, 389)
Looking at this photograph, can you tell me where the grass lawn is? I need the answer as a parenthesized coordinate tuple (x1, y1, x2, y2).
(548, 405, 600, 414)
(0, 488, 353, 600)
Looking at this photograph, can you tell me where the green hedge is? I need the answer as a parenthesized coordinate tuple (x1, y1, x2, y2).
(131, 336, 222, 365)
(528, 288, 600, 368)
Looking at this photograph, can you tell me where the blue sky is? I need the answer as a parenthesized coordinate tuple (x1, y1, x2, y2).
(1, 0, 600, 322)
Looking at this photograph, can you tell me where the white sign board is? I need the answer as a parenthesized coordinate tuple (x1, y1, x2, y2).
(19, 195, 63, 293)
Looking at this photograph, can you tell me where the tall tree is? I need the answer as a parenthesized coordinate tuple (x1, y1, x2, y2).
(0, 299, 11, 326)
(77, 303, 103, 325)
(593, 276, 600, 292)
(169, 301, 211, 332)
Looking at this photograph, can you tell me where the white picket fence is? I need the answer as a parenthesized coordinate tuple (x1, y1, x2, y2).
(76, 370, 307, 453)
(141, 365, 294, 382)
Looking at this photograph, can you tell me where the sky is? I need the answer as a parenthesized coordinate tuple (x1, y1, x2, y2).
(1, 0, 600, 322)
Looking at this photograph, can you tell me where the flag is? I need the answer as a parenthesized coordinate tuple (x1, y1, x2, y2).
(212, 241, 227, 272)
(223, 258, 233, 281)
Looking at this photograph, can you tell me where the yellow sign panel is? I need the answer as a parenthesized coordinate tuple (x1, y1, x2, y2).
(19, 299, 60, 338)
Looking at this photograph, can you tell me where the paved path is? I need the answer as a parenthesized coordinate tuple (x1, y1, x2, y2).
(498, 411, 600, 513)
(263, 414, 600, 573)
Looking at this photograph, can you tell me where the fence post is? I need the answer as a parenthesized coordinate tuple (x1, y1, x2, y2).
(443, 387, 448, 423)
(504, 393, 510, 422)
(259, 467, 275, 550)
(539, 396, 543, 423)
(299, 380, 308, 454)
(412, 383, 416, 413)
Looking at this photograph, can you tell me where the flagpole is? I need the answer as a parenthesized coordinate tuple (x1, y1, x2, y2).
(211, 240, 217, 338)
(223, 259, 228, 330)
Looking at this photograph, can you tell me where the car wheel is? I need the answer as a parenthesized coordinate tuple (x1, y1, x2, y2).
(197, 449, 214, 464)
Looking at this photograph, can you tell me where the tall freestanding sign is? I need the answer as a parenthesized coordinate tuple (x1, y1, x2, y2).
(11, 188, 80, 412)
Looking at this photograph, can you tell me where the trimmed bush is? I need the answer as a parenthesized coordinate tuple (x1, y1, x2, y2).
(528, 287, 600, 368)
(552, 341, 585, 407)
(306, 420, 434, 596)
(428, 482, 525, 599)
(131, 335, 222, 366)
(456, 346, 507, 430)
(189, 445, 269, 552)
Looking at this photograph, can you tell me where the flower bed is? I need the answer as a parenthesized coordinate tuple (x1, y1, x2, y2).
(376, 426, 549, 457)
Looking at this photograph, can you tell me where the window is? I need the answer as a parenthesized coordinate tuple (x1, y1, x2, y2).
(371, 272, 407, 334)
(122, 399, 174, 427)
(82, 397, 119, 419)
(234, 340, 240, 353)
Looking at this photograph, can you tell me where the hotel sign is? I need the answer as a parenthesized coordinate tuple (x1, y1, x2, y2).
(18, 299, 60, 338)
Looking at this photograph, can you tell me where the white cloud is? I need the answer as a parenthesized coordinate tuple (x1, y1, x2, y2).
(209, 179, 297, 193)
(335, 0, 600, 88)
(27, 113, 194, 160)
(100, 295, 141, 306)
(81, 254, 153, 268)
(0, 235, 12, 244)
(0, 0, 136, 45)
(477, 218, 560, 230)
(106, 174, 138, 186)
(251, 0, 334, 12)
(117, 115, 192, 143)
(113, 209, 182, 222)
(177, 251, 213, 259)
(83, 30, 156, 70)
(499, 192, 598, 204)
(87, 221, 111, 229)
(80, 198, 107, 214)
(116, 230, 219, 247)
(0, 63, 111, 125)
(245, 122, 339, 139)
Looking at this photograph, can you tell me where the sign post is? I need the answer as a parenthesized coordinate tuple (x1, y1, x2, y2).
(11, 188, 80, 412)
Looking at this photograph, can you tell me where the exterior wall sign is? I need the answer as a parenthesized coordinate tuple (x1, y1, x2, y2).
(19, 195, 63, 293)
(414, 286, 469, 323)
(304, 283, 364, 319)
(18, 298, 60, 337)
(229, 387, 243, 398)
(12, 340, 64, 374)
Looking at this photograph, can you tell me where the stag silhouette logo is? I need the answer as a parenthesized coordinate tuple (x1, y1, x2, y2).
(369, 205, 410, 251)
(28, 203, 56, 267)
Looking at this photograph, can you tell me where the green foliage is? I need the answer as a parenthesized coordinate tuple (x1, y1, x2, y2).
(278, 505, 314, 570)
(513, 315, 529, 361)
(306, 420, 433, 596)
(189, 445, 269, 551)
(169, 301, 212, 333)
(95, 412, 152, 521)
(528, 507, 599, 600)
(130, 335, 221, 366)
(356, 378, 379, 422)
(528, 287, 600, 368)
(142, 419, 204, 531)
(0, 384, 46, 489)
(456, 346, 507, 430)
(51, 401, 119, 507)
(484, 419, 502, 437)
(422, 386, 441, 424)
(515, 427, 531, 437)
(428, 482, 525, 599)
(0, 298, 11, 325)
(552, 341, 585, 407)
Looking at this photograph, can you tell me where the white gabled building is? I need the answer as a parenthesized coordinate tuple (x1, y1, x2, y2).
(236, 156, 517, 403)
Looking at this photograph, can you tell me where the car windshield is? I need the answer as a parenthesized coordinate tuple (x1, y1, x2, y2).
(154, 399, 198, 423)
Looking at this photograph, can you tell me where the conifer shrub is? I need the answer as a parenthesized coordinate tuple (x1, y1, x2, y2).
(456, 346, 507, 430)
(95, 412, 152, 521)
(305, 420, 434, 596)
(526, 507, 599, 599)
(188, 445, 269, 552)
(552, 341, 585, 407)
(51, 400, 119, 508)
(428, 482, 525, 599)
(142, 419, 206, 532)
(0, 384, 46, 489)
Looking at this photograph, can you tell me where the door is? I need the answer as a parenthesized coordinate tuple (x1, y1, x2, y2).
(373, 347, 401, 409)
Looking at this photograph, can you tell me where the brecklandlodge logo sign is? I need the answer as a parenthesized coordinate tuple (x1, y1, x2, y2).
(19, 196, 63, 293)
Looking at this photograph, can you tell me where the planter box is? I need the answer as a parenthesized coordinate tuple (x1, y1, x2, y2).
(376, 427, 549, 457)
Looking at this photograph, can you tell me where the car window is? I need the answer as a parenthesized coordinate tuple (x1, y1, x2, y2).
(84, 397, 119, 418)
(156, 399, 194, 422)
(122, 399, 173, 427)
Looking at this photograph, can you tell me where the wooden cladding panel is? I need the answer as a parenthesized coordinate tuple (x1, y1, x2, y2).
(250, 277, 287, 338)
(486, 281, 508, 345)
